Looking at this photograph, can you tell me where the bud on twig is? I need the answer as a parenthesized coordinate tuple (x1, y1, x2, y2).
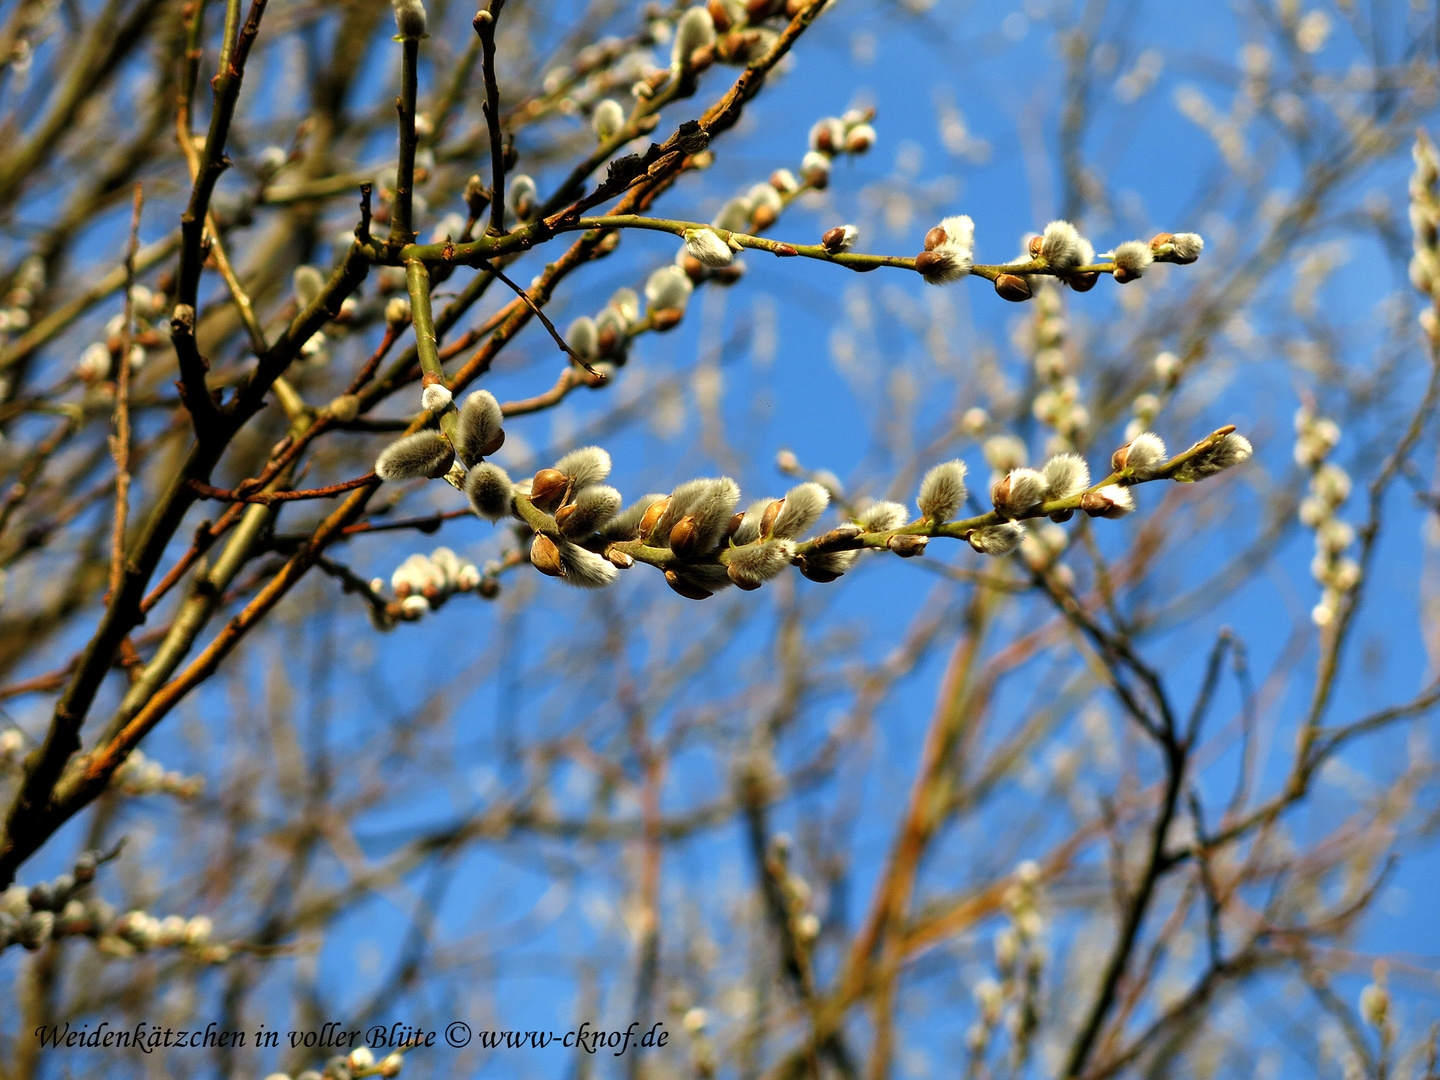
(994, 274, 1032, 302)
(375, 431, 455, 481)
(531, 534, 563, 577)
(822, 225, 858, 253)
(887, 534, 928, 558)
(393, 0, 428, 39)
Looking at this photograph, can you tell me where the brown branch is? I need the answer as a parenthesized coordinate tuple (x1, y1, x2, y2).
(108, 184, 144, 601)
(187, 474, 378, 505)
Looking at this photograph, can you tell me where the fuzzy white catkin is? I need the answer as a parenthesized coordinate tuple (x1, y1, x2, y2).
(712, 197, 753, 233)
(935, 215, 975, 252)
(554, 446, 612, 489)
(1170, 232, 1204, 261)
(825, 224, 859, 251)
(672, 6, 716, 68)
(969, 522, 1025, 556)
(645, 265, 693, 311)
(385, 296, 411, 327)
(375, 431, 453, 481)
(992, 468, 1047, 518)
(684, 228, 735, 267)
(809, 117, 846, 152)
(559, 541, 619, 588)
(1178, 432, 1253, 480)
(983, 434, 1028, 474)
(454, 391, 503, 466)
(1090, 484, 1135, 518)
(655, 479, 713, 539)
(465, 463, 513, 521)
(917, 460, 967, 521)
(808, 549, 859, 576)
(688, 477, 742, 550)
(609, 287, 641, 326)
(748, 183, 783, 216)
(1111, 240, 1153, 277)
(858, 500, 909, 533)
(800, 151, 831, 185)
(1209, 432, 1252, 471)
(602, 494, 668, 540)
(732, 499, 773, 545)
(393, 0, 427, 39)
(1041, 220, 1085, 269)
(920, 248, 972, 285)
(772, 482, 830, 539)
(567, 316, 598, 358)
(844, 123, 875, 153)
(1042, 453, 1090, 499)
(592, 99, 625, 142)
(728, 539, 794, 585)
(560, 485, 623, 538)
(293, 265, 324, 306)
(421, 384, 453, 413)
(1121, 432, 1167, 478)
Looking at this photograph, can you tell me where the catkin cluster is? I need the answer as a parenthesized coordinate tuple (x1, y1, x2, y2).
(264, 1046, 407, 1080)
(0, 848, 222, 959)
(1294, 406, 1358, 628)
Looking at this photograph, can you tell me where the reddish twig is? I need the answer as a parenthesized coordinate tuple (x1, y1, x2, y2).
(187, 473, 378, 505)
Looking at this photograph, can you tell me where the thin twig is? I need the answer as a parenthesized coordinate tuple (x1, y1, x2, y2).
(109, 184, 144, 601)
(473, 0, 508, 237)
(187, 474, 378, 505)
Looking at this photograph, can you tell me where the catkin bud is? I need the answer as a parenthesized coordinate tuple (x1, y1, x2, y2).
(1112, 432, 1167, 478)
(991, 468, 1047, 518)
(393, 0, 428, 39)
(672, 6, 716, 69)
(375, 431, 454, 481)
(559, 485, 621, 538)
(916, 249, 972, 284)
(1040, 220, 1085, 270)
(567, 316, 599, 359)
(809, 117, 846, 154)
(454, 390, 505, 466)
(665, 569, 712, 600)
(384, 297, 411, 328)
(421, 384, 453, 414)
(645, 265, 693, 312)
(727, 539, 794, 588)
(858, 500, 908, 533)
(592, 98, 625, 141)
(465, 463, 514, 521)
(1168, 232, 1204, 263)
(531, 534, 563, 577)
(844, 123, 875, 153)
(800, 151, 831, 188)
(553, 446, 612, 489)
(994, 274, 1032, 302)
(1172, 432, 1253, 482)
(917, 460, 967, 521)
(1110, 240, 1153, 282)
(1079, 484, 1135, 518)
(887, 534, 928, 558)
(772, 482, 829, 539)
(529, 468, 570, 510)
(684, 228, 735, 267)
(968, 522, 1025, 556)
(1042, 453, 1090, 499)
(822, 225, 858, 253)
